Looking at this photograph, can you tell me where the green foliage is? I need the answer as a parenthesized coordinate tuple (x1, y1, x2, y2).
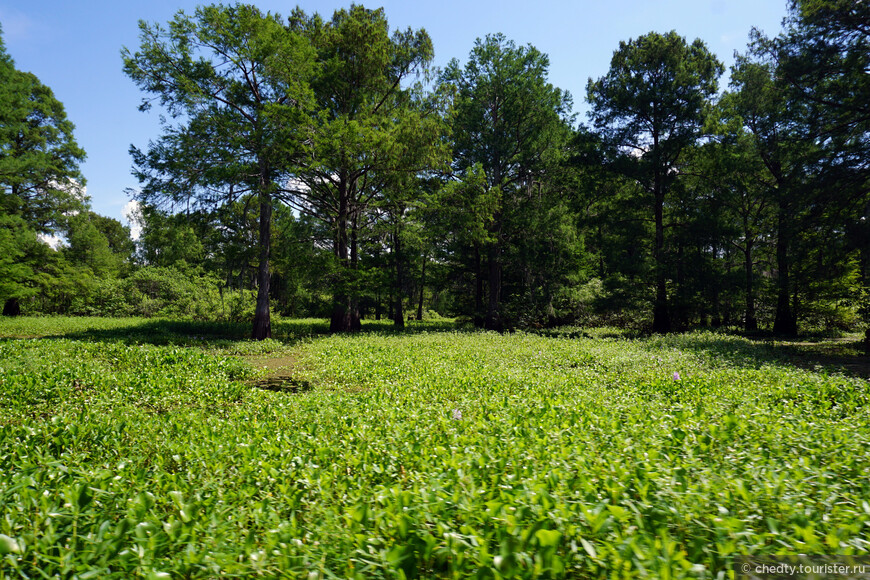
(443, 33, 572, 190)
(773, 0, 870, 332)
(0, 214, 35, 303)
(436, 165, 498, 248)
(16, 266, 253, 321)
(587, 31, 722, 153)
(74, 267, 255, 320)
(0, 34, 86, 233)
(1, 319, 868, 577)
(111, 5, 866, 335)
(0, 26, 88, 310)
(135, 205, 206, 269)
(777, 0, 869, 169)
(64, 212, 128, 279)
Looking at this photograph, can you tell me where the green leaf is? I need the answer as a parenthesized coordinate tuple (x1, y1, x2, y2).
(77, 485, 93, 510)
(580, 538, 597, 559)
(350, 504, 368, 524)
(0, 534, 22, 554)
(535, 529, 561, 548)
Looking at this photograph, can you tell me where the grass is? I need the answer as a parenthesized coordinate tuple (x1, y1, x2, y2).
(0, 317, 868, 578)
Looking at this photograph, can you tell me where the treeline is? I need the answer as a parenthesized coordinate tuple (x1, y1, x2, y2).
(1, 1, 867, 338)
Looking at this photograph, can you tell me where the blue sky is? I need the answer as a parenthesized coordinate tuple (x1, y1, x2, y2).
(1, 0, 788, 225)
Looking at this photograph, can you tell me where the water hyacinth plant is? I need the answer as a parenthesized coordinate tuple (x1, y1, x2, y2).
(0, 318, 868, 578)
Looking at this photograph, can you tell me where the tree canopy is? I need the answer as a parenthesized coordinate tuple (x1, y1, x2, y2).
(440, 33, 573, 329)
(0, 27, 88, 315)
(285, 5, 448, 332)
(123, 4, 316, 339)
(587, 31, 723, 332)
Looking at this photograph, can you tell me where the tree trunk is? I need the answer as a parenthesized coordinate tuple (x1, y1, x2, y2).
(598, 221, 606, 279)
(485, 162, 505, 331)
(722, 254, 734, 327)
(393, 230, 405, 329)
(417, 251, 427, 321)
(773, 204, 797, 335)
(859, 203, 870, 354)
(708, 242, 721, 327)
(859, 201, 870, 286)
(474, 244, 484, 327)
(330, 180, 361, 332)
(675, 241, 685, 330)
(251, 184, 272, 340)
(350, 211, 361, 327)
(375, 290, 382, 321)
(652, 184, 671, 334)
(331, 298, 360, 332)
(485, 241, 503, 331)
(744, 239, 757, 332)
(393, 298, 404, 328)
(711, 288, 722, 327)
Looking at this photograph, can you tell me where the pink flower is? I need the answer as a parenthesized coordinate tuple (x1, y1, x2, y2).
(673, 372, 681, 381)
(452, 409, 462, 420)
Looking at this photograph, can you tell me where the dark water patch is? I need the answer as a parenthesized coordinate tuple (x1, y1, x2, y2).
(253, 376, 312, 394)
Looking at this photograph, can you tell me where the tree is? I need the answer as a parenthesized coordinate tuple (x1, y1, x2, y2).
(134, 204, 207, 269)
(587, 31, 722, 333)
(774, 0, 870, 330)
(566, 129, 651, 326)
(0, 26, 87, 315)
(428, 164, 498, 322)
(89, 212, 136, 264)
(696, 128, 774, 331)
(269, 206, 333, 317)
(285, 5, 448, 332)
(64, 212, 126, 278)
(0, 215, 32, 315)
(777, 0, 869, 169)
(724, 49, 820, 335)
(441, 33, 572, 329)
(123, 4, 315, 339)
(369, 174, 436, 328)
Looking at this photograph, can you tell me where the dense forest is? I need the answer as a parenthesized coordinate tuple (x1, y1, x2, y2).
(1, 0, 867, 339)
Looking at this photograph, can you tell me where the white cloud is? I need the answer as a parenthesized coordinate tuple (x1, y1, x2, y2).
(38, 233, 64, 250)
(122, 199, 143, 241)
(59, 179, 87, 202)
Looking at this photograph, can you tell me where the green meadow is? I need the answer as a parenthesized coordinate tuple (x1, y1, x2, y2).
(1, 318, 868, 578)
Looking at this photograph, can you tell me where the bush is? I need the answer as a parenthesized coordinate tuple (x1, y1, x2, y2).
(49, 266, 256, 321)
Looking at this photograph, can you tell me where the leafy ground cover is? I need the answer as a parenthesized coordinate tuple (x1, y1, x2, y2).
(1, 318, 868, 578)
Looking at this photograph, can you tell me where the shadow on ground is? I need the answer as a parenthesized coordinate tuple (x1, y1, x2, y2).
(769, 338, 870, 379)
(33, 318, 462, 346)
(648, 332, 870, 380)
(10, 316, 868, 381)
